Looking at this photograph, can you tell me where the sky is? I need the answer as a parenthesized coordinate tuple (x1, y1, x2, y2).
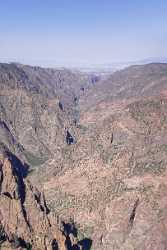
(0, 0, 167, 67)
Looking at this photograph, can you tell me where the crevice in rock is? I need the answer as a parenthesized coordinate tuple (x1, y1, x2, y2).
(58, 101, 64, 111)
(62, 221, 92, 250)
(110, 133, 113, 144)
(129, 198, 139, 226)
(74, 96, 78, 105)
(0, 164, 3, 193)
(51, 239, 59, 250)
(0, 120, 10, 132)
(78, 238, 93, 250)
(2, 192, 12, 199)
(66, 130, 75, 145)
(21, 201, 33, 232)
(34, 192, 50, 214)
(0, 224, 7, 244)
(6, 151, 29, 179)
(9, 234, 32, 249)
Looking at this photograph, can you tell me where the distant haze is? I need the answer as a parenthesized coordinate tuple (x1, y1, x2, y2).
(0, 0, 167, 67)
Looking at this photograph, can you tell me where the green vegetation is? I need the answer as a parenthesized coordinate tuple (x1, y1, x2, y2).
(61, 147, 73, 161)
(23, 150, 48, 166)
(77, 224, 94, 241)
(78, 124, 88, 134)
(133, 161, 166, 176)
(159, 144, 167, 152)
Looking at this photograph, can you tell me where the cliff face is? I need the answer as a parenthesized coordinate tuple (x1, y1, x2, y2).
(0, 151, 83, 250)
(0, 63, 93, 170)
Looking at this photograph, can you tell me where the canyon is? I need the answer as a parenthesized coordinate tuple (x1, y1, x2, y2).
(0, 62, 167, 249)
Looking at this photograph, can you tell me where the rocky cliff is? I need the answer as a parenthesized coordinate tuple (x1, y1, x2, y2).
(0, 149, 84, 250)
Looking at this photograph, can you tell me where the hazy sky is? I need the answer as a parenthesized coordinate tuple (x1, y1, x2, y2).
(0, 0, 167, 67)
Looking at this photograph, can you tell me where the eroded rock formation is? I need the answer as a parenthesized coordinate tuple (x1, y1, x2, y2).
(0, 151, 81, 250)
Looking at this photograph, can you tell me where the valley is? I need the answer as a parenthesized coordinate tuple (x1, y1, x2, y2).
(0, 62, 167, 249)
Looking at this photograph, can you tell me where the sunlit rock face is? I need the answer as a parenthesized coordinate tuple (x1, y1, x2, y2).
(0, 151, 84, 250)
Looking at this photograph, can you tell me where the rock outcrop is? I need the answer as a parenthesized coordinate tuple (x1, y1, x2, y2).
(0, 151, 82, 250)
